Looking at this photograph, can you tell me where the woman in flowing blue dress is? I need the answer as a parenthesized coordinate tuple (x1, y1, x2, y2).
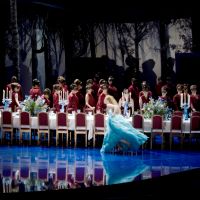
(100, 95, 148, 153)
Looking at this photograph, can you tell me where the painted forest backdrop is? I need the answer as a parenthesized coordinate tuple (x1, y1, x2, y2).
(0, 0, 194, 96)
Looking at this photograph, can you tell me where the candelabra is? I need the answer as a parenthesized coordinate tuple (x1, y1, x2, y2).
(2, 98, 12, 111)
(183, 103, 189, 120)
(59, 99, 68, 112)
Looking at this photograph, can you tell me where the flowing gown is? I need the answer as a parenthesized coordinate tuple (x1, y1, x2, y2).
(100, 113, 148, 153)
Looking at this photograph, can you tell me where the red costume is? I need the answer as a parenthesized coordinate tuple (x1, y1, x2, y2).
(97, 88, 103, 97)
(96, 93, 106, 113)
(128, 84, 139, 111)
(53, 93, 60, 112)
(92, 81, 100, 100)
(29, 86, 42, 100)
(190, 94, 200, 111)
(139, 91, 152, 108)
(9, 92, 19, 112)
(68, 92, 79, 112)
(173, 94, 181, 111)
(108, 84, 118, 100)
(41, 95, 51, 107)
(6, 83, 23, 101)
(76, 91, 85, 111)
(85, 93, 96, 109)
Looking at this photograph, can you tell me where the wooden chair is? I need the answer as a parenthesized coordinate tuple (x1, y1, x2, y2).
(170, 115, 183, 150)
(1, 111, 13, 144)
(19, 111, 31, 145)
(132, 114, 144, 133)
(56, 112, 69, 146)
(93, 113, 105, 147)
(151, 115, 163, 149)
(190, 115, 200, 145)
(132, 114, 145, 149)
(37, 112, 50, 146)
(74, 113, 87, 147)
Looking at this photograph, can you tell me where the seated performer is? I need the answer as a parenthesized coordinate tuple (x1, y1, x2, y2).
(42, 88, 51, 110)
(118, 88, 134, 116)
(9, 83, 20, 112)
(29, 79, 42, 100)
(100, 95, 148, 153)
(139, 82, 152, 110)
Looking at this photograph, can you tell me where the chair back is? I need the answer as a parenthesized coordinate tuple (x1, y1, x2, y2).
(132, 114, 143, 131)
(20, 111, 30, 128)
(190, 115, 200, 132)
(75, 113, 86, 129)
(57, 112, 67, 129)
(94, 167, 104, 183)
(2, 111, 12, 127)
(171, 115, 182, 132)
(38, 112, 49, 129)
(152, 115, 163, 130)
(94, 113, 105, 131)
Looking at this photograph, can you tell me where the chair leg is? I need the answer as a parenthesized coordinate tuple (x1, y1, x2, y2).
(93, 134, 95, 148)
(19, 130, 22, 145)
(150, 134, 153, 149)
(48, 132, 50, 147)
(56, 131, 58, 146)
(66, 132, 68, 146)
(29, 130, 31, 145)
(74, 132, 77, 148)
(85, 133, 87, 148)
(161, 133, 164, 150)
(38, 131, 40, 146)
(10, 131, 13, 145)
(170, 134, 172, 150)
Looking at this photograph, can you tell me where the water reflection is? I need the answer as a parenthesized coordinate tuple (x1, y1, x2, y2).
(101, 153, 149, 185)
(0, 147, 200, 193)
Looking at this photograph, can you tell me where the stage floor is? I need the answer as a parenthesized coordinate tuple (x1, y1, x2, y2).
(1, 146, 200, 193)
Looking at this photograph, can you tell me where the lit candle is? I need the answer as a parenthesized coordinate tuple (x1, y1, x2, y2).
(9, 90, 12, 99)
(63, 89, 64, 100)
(6, 87, 8, 99)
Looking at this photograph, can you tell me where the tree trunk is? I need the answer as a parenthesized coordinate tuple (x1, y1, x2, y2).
(89, 23, 96, 58)
(10, 0, 20, 81)
(159, 21, 169, 80)
(104, 23, 108, 56)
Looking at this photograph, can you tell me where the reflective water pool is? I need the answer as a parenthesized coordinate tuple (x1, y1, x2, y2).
(1, 146, 200, 193)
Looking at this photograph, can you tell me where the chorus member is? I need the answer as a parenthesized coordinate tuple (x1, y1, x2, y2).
(68, 83, 79, 112)
(9, 83, 20, 112)
(52, 84, 61, 113)
(29, 79, 42, 100)
(96, 84, 108, 113)
(190, 85, 200, 112)
(85, 85, 96, 111)
(173, 84, 183, 111)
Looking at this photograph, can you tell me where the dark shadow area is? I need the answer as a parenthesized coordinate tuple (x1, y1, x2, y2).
(3, 168, 200, 199)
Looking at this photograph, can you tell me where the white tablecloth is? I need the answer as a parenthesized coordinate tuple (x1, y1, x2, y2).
(0, 113, 191, 140)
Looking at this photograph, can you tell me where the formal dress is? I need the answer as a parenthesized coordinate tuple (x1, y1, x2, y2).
(96, 93, 106, 113)
(53, 93, 60, 112)
(29, 86, 42, 100)
(100, 113, 148, 153)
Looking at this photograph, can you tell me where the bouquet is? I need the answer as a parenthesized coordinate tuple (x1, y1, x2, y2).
(142, 98, 168, 119)
(22, 96, 47, 116)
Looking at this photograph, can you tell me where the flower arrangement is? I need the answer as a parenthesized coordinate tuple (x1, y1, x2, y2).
(22, 96, 47, 116)
(142, 98, 168, 119)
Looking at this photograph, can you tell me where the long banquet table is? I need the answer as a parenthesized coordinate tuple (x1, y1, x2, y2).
(0, 112, 191, 140)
